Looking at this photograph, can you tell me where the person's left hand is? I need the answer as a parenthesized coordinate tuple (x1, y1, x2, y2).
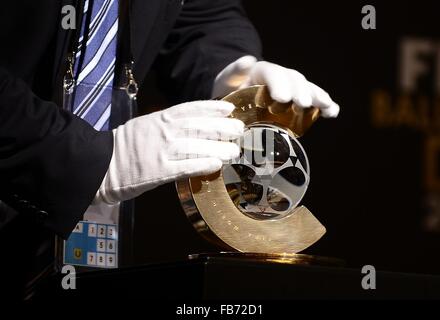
(212, 55, 340, 118)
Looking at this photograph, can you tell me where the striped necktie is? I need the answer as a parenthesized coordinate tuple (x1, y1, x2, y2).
(72, 0, 119, 131)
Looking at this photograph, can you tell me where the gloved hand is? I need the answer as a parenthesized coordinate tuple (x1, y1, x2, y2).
(94, 101, 243, 205)
(212, 55, 340, 118)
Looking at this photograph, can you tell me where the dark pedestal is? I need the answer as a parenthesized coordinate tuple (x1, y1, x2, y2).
(37, 256, 440, 300)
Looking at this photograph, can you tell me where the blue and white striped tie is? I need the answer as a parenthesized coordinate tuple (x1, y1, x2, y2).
(72, 0, 119, 131)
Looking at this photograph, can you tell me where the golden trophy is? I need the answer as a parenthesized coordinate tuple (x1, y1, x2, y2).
(177, 85, 340, 266)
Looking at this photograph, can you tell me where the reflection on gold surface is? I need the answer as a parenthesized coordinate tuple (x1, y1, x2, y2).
(189, 252, 345, 267)
(225, 85, 320, 137)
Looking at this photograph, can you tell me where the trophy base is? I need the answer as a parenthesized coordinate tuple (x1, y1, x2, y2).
(188, 252, 345, 267)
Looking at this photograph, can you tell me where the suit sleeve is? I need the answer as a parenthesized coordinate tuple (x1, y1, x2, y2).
(154, 0, 263, 103)
(0, 67, 113, 238)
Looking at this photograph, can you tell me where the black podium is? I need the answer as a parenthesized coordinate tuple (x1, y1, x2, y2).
(37, 256, 440, 300)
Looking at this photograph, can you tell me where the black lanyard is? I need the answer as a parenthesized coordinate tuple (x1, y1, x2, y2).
(66, 0, 88, 83)
(115, 0, 134, 87)
(117, 0, 133, 64)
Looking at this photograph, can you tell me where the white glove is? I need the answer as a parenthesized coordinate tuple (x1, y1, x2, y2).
(94, 100, 243, 205)
(212, 55, 340, 118)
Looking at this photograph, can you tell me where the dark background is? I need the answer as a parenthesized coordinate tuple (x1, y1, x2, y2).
(134, 0, 440, 275)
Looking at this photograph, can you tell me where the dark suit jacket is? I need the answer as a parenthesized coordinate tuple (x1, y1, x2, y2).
(0, 0, 262, 299)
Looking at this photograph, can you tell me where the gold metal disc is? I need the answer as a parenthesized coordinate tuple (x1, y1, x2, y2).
(177, 85, 326, 254)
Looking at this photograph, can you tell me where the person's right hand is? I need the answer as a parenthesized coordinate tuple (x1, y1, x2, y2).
(94, 100, 243, 205)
